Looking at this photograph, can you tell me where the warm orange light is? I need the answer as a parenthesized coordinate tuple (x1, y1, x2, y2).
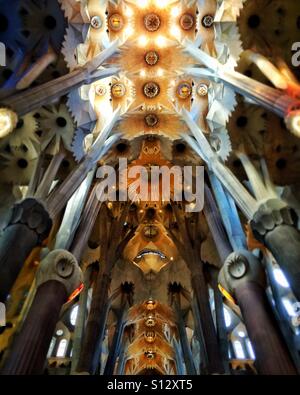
(68, 283, 84, 302)
(140, 69, 147, 78)
(124, 7, 133, 18)
(218, 284, 236, 305)
(155, 0, 169, 8)
(155, 35, 167, 48)
(138, 0, 149, 8)
(124, 26, 134, 37)
(286, 107, 300, 137)
(138, 35, 148, 47)
(171, 6, 180, 17)
(156, 68, 164, 77)
(170, 25, 181, 39)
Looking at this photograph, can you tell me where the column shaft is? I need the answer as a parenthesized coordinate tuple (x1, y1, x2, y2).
(76, 272, 111, 374)
(235, 282, 297, 375)
(174, 299, 197, 375)
(104, 307, 126, 375)
(191, 271, 224, 374)
(210, 269, 230, 374)
(264, 225, 300, 302)
(71, 266, 93, 374)
(2, 280, 67, 375)
(204, 184, 232, 262)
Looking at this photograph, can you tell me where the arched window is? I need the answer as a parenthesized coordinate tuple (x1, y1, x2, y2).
(47, 337, 56, 358)
(228, 347, 232, 359)
(237, 330, 246, 338)
(282, 298, 296, 317)
(56, 329, 64, 336)
(70, 305, 79, 326)
(223, 308, 232, 328)
(233, 340, 246, 359)
(274, 268, 289, 288)
(246, 339, 255, 360)
(56, 339, 68, 358)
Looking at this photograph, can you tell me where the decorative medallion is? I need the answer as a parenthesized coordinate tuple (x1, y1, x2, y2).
(90, 16, 102, 29)
(145, 113, 159, 127)
(95, 84, 107, 96)
(180, 14, 195, 30)
(202, 14, 214, 28)
(197, 83, 208, 97)
(145, 315, 156, 327)
(144, 13, 161, 32)
(176, 82, 192, 99)
(143, 82, 160, 98)
(56, 257, 74, 277)
(145, 350, 156, 359)
(145, 331, 156, 343)
(227, 254, 249, 279)
(146, 299, 157, 310)
(109, 14, 124, 31)
(145, 51, 159, 66)
(111, 83, 126, 98)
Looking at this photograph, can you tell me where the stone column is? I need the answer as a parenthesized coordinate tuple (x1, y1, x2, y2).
(104, 306, 127, 376)
(250, 200, 300, 302)
(184, 45, 300, 137)
(191, 268, 224, 374)
(46, 109, 121, 219)
(191, 296, 208, 374)
(209, 267, 230, 374)
(183, 114, 300, 303)
(70, 185, 102, 262)
(76, 272, 112, 374)
(204, 184, 232, 262)
(203, 185, 231, 373)
(173, 295, 197, 375)
(0, 198, 52, 302)
(2, 249, 82, 375)
(172, 338, 185, 375)
(34, 146, 66, 200)
(264, 256, 300, 371)
(116, 336, 129, 375)
(71, 265, 94, 374)
(1, 41, 120, 117)
(75, 203, 134, 375)
(219, 250, 297, 375)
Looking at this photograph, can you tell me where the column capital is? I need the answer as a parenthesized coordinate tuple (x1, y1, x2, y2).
(250, 198, 296, 240)
(37, 249, 83, 296)
(218, 250, 265, 296)
(9, 198, 52, 243)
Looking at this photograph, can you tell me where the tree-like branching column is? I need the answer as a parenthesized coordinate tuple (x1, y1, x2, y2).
(167, 203, 224, 374)
(0, 198, 52, 302)
(2, 250, 82, 375)
(76, 203, 136, 374)
(219, 250, 297, 375)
